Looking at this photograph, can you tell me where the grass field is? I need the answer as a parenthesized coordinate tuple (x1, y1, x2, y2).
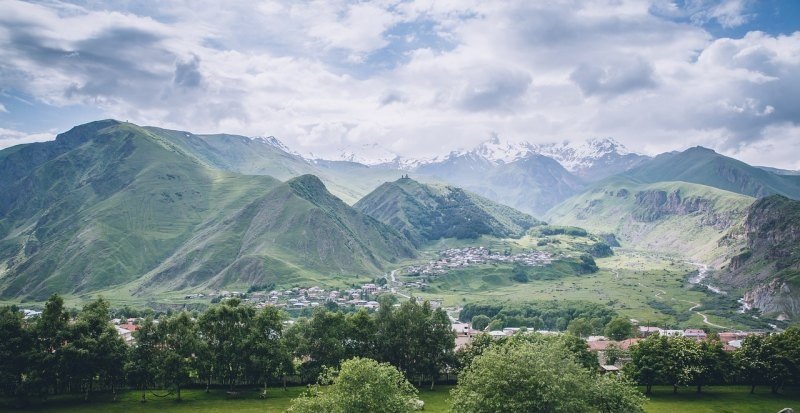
(2, 386, 797, 412)
(408, 245, 753, 330)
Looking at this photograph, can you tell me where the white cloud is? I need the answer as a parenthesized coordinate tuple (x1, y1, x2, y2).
(0, 128, 54, 149)
(0, 0, 798, 168)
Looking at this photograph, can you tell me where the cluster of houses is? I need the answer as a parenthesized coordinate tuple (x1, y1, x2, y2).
(403, 247, 554, 276)
(450, 318, 767, 371)
(239, 284, 385, 310)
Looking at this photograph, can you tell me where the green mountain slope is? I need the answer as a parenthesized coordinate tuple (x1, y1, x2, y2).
(624, 146, 800, 199)
(545, 178, 755, 261)
(138, 174, 416, 293)
(354, 177, 541, 247)
(718, 195, 800, 317)
(0, 121, 415, 300)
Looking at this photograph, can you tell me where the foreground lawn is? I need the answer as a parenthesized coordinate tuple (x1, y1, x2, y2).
(2, 385, 798, 412)
(644, 386, 800, 413)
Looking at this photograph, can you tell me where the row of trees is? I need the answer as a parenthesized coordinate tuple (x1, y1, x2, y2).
(0, 294, 455, 406)
(460, 300, 618, 334)
(626, 328, 800, 395)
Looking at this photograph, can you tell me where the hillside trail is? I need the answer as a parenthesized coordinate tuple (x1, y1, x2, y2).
(387, 269, 411, 299)
(683, 299, 729, 329)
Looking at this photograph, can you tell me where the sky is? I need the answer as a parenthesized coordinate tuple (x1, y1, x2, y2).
(0, 0, 799, 168)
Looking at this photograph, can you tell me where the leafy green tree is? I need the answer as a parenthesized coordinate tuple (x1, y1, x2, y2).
(626, 334, 670, 394)
(455, 333, 496, 372)
(763, 327, 800, 394)
(33, 294, 70, 396)
(61, 298, 125, 401)
(198, 299, 255, 390)
(693, 339, 730, 393)
(301, 309, 348, 380)
(486, 319, 504, 331)
(0, 306, 34, 405)
(567, 317, 592, 338)
(288, 357, 419, 413)
(345, 309, 377, 360)
(470, 315, 491, 331)
(158, 311, 198, 401)
(664, 337, 702, 394)
(591, 374, 646, 413)
(735, 334, 769, 394)
(247, 306, 288, 396)
(126, 317, 159, 402)
(451, 339, 643, 412)
(604, 317, 634, 341)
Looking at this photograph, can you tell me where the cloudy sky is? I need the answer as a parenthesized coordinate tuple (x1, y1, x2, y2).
(1, 0, 799, 168)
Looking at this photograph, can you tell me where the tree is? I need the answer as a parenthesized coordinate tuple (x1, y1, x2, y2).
(126, 318, 159, 402)
(0, 306, 34, 405)
(247, 306, 288, 396)
(591, 375, 646, 413)
(158, 311, 198, 401)
(763, 327, 800, 394)
(626, 334, 670, 394)
(735, 334, 769, 394)
(663, 337, 702, 394)
(451, 339, 643, 412)
(693, 339, 730, 393)
(604, 317, 634, 341)
(486, 319, 504, 331)
(288, 357, 419, 413)
(567, 317, 592, 338)
(470, 315, 491, 331)
(33, 294, 70, 396)
(198, 299, 254, 390)
(60, 298, 126, 401)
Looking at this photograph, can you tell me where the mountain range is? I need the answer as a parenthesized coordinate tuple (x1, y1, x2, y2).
(1, 119, 799, 317)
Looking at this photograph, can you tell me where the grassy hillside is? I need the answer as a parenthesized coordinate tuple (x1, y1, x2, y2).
(625, 146, 800, 199)
(0, 121, 415, 302)
(354, 177, 541, 246)
(545, 178, 755, 262)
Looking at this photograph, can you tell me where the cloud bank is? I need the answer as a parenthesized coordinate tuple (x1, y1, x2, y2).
(0, 0, 798, 168)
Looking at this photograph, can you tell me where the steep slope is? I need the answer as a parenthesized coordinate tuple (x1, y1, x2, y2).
(546, 178, 755, 261)
(718, 195, 800, 318)
(624, 146, 800, 199)
(0, 120, 415, 300)
(0, 120, 278, 300)
(139, 175, 416, 293)
(354, 177, 541, 247)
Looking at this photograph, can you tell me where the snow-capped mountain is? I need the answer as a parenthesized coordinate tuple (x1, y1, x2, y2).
(528, 138, 636, 173)
(429, 136, 647, 178)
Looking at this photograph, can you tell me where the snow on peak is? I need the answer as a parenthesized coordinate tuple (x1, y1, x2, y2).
(451, 136, 638, 172)
(253, 136, 295, 154)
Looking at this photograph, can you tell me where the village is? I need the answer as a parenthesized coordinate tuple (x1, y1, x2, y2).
(402, 246, 555, 276)
(450, 319, 769, 372)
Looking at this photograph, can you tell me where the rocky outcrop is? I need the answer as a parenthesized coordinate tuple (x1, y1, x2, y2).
(742, 279, 797, 319)
(631, 189, 735, 229)
(723, 195, 800, 318)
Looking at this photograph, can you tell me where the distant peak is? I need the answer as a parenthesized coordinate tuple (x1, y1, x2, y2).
(685, 146, 716, 154)
(287, 174, 329, 198)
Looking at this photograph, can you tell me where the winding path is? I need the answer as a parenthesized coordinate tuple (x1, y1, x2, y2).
(683, 300, 729, 329)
